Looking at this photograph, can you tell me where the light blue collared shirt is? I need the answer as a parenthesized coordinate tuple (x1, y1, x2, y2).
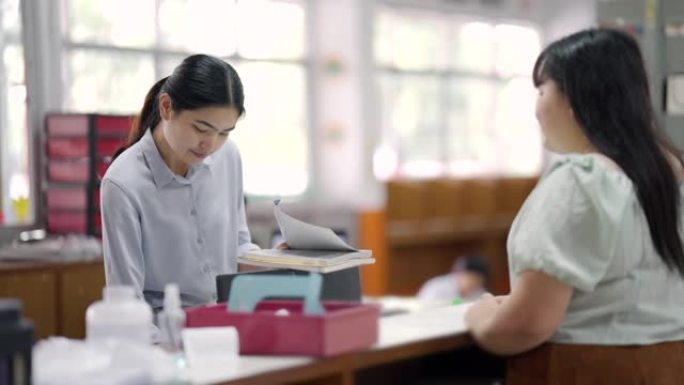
(101, 129, 259, 310)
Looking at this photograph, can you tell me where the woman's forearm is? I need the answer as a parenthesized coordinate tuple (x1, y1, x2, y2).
(470, 318, 548, 355)
(465, 295, 553, 355)
(465, 271, 573, 355)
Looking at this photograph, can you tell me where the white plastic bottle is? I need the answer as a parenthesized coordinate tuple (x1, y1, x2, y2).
(86, 286, 153, 345)
(157, 283, 186, 354)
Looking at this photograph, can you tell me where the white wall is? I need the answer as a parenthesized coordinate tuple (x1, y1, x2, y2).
(540, 0, 597, 43)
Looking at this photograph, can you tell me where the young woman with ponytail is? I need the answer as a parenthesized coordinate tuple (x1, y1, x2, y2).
(101, 54, 259, 310)
(464, 29, 684, 383)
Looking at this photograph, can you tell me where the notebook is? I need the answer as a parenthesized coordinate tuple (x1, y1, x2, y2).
(238, 200, 375, 273)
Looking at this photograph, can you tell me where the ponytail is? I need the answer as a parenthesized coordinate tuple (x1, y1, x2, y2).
(113, 76, 168, 160)
(112, 54, 245, 161)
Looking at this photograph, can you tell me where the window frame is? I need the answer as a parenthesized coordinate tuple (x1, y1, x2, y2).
(59, 0, 312, 201)
(373, 1, 543, 180)
(0, 0, 34, 238)
(0, 0, 313, 244)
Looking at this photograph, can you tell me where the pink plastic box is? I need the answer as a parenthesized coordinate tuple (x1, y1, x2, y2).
(185, 300, 379, 356)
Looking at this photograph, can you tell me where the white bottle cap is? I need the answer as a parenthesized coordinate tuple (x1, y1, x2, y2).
(103, 286, 135, 301)
(163, 283, 181, 311)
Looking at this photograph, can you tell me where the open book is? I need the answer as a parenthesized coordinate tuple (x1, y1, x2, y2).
(238, 201, 374, 273)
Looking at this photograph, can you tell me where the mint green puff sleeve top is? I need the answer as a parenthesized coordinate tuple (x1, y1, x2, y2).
(508, 154, 684, 344)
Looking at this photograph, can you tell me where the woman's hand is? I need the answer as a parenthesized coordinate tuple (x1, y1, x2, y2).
(494, 295, 508, 304)
(275, 242, 289, 250)
(465, 293, 500, 329)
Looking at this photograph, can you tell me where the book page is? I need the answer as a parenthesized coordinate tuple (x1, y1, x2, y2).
(274, 201, 357, 251)
(244, 249, 373, 266)
(237, 256, 374, 273)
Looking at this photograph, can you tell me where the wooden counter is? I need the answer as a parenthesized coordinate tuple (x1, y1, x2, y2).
(0, 259, 105, 339)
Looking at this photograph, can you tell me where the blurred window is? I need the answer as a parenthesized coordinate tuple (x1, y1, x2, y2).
(0, 0, 32, 225)
(63, 0, 309, 197)
(374, 6, 542, 179)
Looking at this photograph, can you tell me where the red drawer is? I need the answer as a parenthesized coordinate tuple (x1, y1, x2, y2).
(46, 115, 89, 137)
(46, 210, 101, 235)
(94, 211, 102, 232)
(46, 187, 87, 210)
(46, 138, 88, 158)
(93, 189, 101, 208)
(96, 160, 111, 180)
(47, 159, 114, 182)
(96, 116, 132, 136)
(47, 210, 87, 234)
(96, 138, 125, 157)
(47, 138, 125, 158)
(47, 159, 89, 183)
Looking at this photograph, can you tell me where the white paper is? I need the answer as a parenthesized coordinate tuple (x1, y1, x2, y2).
(273, 201, 357, 251)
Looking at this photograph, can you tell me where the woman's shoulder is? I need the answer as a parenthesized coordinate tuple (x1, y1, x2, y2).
(545, 153, 630, 186)
(102, 143, 148, 188)
(536, 153, 634, 209)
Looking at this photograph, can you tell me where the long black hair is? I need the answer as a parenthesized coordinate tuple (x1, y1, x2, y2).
(114, 54, 244, 159)
(533, 28, 684, 277)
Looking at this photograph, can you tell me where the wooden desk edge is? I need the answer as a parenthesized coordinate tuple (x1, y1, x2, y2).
(356, 333, 474, 369)
(0, 258, 103, 273)
(213, 333, 473, 385)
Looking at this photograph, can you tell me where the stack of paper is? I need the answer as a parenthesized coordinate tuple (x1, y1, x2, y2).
(238, 201, 375, 273)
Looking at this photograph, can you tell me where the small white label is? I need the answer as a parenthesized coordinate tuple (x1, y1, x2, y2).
(181, 327, 239, 368)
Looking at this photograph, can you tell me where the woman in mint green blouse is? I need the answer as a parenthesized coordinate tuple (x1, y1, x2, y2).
(465, 29, 684, 383)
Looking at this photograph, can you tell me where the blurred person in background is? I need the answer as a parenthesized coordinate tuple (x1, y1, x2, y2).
(417, 254, 489, 304)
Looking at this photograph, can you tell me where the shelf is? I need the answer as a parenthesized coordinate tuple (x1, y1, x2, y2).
(386, 215, 514, 247)
(42, 113, 133, 236)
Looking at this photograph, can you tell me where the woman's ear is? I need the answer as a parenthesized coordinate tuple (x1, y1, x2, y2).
(158, 92, 173, 121)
